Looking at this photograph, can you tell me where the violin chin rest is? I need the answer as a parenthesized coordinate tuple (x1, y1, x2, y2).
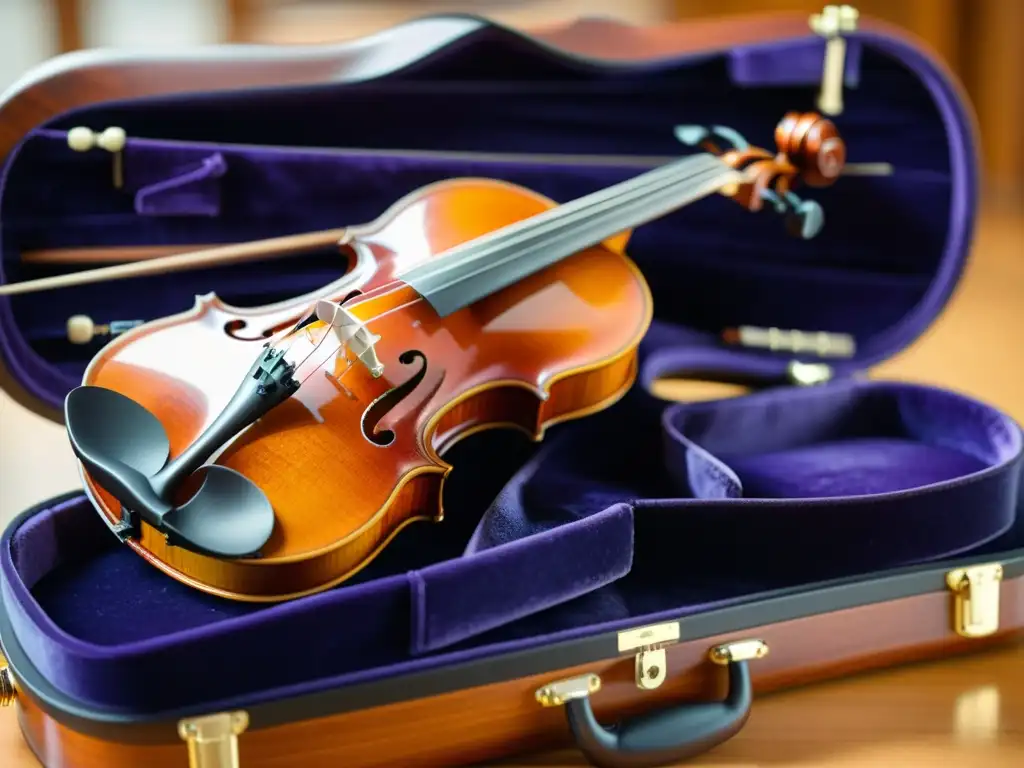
(162, 466, 275, 559)
(64, 385, 274, 559)
(65, 385, 171, 477)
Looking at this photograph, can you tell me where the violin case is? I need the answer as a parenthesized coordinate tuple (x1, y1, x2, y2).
(0, 9, 1021, 768)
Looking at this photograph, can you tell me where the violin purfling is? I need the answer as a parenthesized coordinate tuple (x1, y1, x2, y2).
(64, 112, 846, 601)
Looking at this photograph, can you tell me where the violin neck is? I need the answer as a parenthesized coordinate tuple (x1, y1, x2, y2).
(399, 152, 742, 317)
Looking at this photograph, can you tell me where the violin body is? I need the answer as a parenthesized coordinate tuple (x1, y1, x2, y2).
(80, 178, 651, 601)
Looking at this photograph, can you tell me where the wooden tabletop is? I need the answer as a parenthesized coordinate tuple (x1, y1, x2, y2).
(0, 207, 1022, 766)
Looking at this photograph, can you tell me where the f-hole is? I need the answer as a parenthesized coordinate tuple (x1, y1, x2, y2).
(361, 350, 428, 447)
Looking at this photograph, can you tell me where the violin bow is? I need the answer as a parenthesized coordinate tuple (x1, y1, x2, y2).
(0, 227, 351, 297)
(1, 113, 868, 297)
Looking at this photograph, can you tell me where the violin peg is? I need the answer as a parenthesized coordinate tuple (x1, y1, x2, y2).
(758, 189, 789, 214)
(757, 188, 826, 239)
(674, 125, 710, 147)
(67, 126, 97, 152)
(783, 196, 825, 240)
(674, 124, 749, 152)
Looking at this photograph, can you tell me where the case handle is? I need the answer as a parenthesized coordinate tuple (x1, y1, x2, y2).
(536, 639, 767, 768)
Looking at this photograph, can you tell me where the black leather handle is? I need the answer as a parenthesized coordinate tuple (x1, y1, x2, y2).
(540, 641, 764, 768)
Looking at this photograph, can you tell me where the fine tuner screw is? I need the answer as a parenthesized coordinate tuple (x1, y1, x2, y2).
(67, 314, 143, 345)
(67, 126, 127, 188)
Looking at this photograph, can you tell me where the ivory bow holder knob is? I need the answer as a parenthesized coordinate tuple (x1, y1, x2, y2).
(66, 314, 143, 345)
(67, 126, 127, 188)
(810, 4, 860, 115)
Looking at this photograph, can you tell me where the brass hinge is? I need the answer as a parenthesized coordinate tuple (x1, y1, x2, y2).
(535, 674, 601, 707)
(947, 563, 1004, 638)
(618, 621, 680, 690)
(709, 638, 769, 665)
(178, 711, 249, 768)
(810, 4, 860, 115)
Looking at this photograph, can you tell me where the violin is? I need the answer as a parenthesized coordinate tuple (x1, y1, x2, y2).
(62, 111, 846, 602)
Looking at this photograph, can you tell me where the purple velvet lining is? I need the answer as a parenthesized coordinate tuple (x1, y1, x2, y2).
(0, 25, 1008, 717)
(1, 377, 1020, 713)
(134, 151, 227, 217)
(728, 37, 862, 87)
(0, 28, 971, 408)
(414, 504, 633, 654)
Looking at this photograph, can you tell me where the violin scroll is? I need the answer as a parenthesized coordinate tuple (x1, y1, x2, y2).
(675, 111, 845, 239)
(773, 111, 846, 187)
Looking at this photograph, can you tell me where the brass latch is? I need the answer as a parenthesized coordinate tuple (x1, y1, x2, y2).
(810, 5, 859, 115)
(947, 563, 1003, 638)
(618, 621, 680, 690)
(0, 655, 16, 707)
(178, 711, 249, 768)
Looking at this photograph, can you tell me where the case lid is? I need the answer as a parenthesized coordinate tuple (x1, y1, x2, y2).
(0, 10, 978, 421)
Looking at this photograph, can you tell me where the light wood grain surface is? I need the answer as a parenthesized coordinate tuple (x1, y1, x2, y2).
(0, 207, 1021, 764)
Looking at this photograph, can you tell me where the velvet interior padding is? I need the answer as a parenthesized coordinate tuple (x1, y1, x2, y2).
(1, 23, 1020, 717)
(0, 26, 973, 409)
(1, 379, 1022, 712)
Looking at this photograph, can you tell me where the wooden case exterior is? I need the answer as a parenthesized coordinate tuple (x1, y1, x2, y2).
(2, 557, 1022, 768)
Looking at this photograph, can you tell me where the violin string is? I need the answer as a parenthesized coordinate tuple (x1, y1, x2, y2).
(265, 305, 343, 383)
(399, 154, 732, 295)
(401, 153, 740, 315)
(451, 163, 735, 286)
(400, 152, 726, 288)
(423, 163, 736, 315)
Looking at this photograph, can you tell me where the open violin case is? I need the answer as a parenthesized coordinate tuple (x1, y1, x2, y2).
(0, 8, 1022, 768)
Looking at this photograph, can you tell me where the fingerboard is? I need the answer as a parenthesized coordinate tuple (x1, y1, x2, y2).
(399, 152, 741, 317)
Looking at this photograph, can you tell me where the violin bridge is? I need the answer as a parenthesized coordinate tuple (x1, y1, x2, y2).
(315, 299, 384, 378)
